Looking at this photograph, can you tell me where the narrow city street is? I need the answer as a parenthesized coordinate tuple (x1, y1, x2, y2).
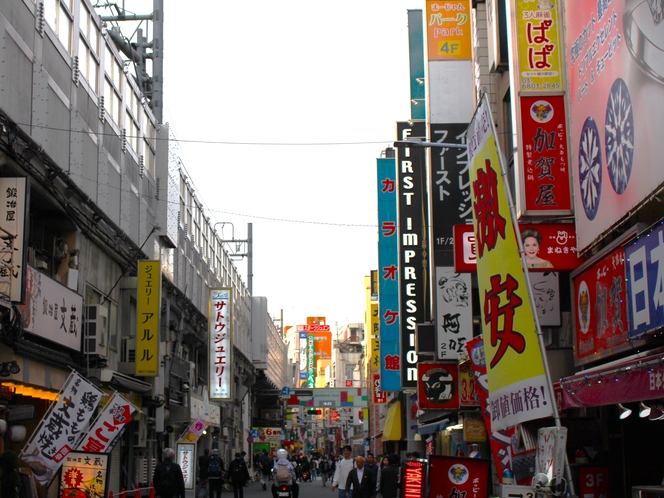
(229, 476, 337, 498)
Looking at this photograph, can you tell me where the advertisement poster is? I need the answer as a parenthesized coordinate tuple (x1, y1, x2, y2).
(60, 452, 109, 498)
(418, 362, 460, 410)
(573, 246, 628, 363)
(625, 223, 664, 338)
(565, 0, 664, 251)
(518, 95, 572, 214)
(459, 362, 480, 407)
(428, 456, 491, 498)
(467, 97, 553, 431)
(76, 392, 138, 453)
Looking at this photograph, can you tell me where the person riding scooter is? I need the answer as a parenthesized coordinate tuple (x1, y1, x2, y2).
(272, 449, 299, 498)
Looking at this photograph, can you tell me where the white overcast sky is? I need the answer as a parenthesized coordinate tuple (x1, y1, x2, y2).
(121, 1, 422, 329)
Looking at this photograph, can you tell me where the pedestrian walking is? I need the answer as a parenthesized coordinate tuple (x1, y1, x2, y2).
(259, 450, 273, 490)
(377, 455, 399, 498)
(228, 452, 251, 498)
(331, 445, 355, 498)
(318, 455, 331, 486)
(197, 448, 211, 498)
(208, 449, 225, 498)
(344, 457, 374, 498)
(153, 448, 186, 498)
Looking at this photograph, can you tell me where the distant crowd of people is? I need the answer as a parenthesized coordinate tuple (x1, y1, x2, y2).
(153, 445, 415, 498)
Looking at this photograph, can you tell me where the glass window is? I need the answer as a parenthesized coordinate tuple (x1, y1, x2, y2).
(79, 36, 98, 94)
(79, 3, 100, 53)
(45, 0, 74, 54)
(126, 112, 139, 154)
(104, 77, 121, 124)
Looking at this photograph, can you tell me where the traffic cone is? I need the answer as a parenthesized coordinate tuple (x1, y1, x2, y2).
(109, 492, 114, 498)
(149, 484, 155, 498)
(120, 488, 126, 498)
(135, 488, 141, 498)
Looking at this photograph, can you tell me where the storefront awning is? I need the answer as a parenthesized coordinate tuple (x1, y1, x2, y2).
(382, 401, 402, 441)
(417, 418, 449, 435)
(560, 349, 664, 408)
(90, 368, 153, 394)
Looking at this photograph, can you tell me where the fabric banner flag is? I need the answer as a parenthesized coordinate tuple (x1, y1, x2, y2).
(179, 417, 210, 443)
(76, 392, 139, 453)
(20, 371, 103, 484)
(467, 97, 553, 431)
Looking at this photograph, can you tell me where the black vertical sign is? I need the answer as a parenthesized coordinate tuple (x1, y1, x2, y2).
(429, 123, 472, 267)
(397, 121, 429, 388)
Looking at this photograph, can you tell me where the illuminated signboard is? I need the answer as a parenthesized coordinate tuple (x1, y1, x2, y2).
(401, 460, 427, 498)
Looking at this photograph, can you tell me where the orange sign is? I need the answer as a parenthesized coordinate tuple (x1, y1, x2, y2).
(426, 0, 473, 60)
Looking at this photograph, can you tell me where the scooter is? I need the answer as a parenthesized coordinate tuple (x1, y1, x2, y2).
(276, 484, 293, 498)
(301, 469, 310, 482)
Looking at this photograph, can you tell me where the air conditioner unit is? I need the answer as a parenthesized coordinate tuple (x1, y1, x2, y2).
(84, 304, 109, 356)
(122, 337, 136, 363)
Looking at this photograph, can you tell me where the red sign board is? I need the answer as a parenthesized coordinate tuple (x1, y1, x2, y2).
(519, 95, 572, 213)
(579, 467, 610, 498)
(428, 456, 491, 498)
(372, 373, 387, 404)
(572, 246, 628, 362)
(345, 380, 353, 387)
(454, 223, 585, 272)
(459, 363, 480, 407)
(401, 460, 427, 498)
(417, 362, 460, 411)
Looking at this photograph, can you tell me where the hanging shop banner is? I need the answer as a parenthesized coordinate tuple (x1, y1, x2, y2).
(372, 373, 387, 405)
(467, 97, 553, 431)
(136, 260, 161, 376)
(515, 0, 563, 92)
(60, 451, 109, 498)
(625, 223, 664, 338)
(370, 303, 380, 373)
(307, 335, 315, 388)
(453, 223, 584, 272)
(572, 246, 628, 363)
(19, 264, 83, 351)
(429, 123, 472, 266)
(565, 0, 664, 252)
(377, 155, 401, 391)
(179, 417, 209, 443)
(426, 0, 473, 60)
(397, 121, 429, 389)
(418, 362, 460, 410)
(428, 456, 491, 498)
(561, 351, 664, 408)
(0, 177, 27, 303)
(209, 288, 232, 400)
(535, 426, 567, 491)
(518, 95, 572, 214)
(177, 443, 196, 490)
(20, 371, 103, 484)
(435, 268, 472, 361)
(76, 392, 138, 453)
(459, 362, 480, 407)
(298, 331, 307, 381)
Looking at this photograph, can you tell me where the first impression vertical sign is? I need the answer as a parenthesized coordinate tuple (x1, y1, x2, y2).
(209, 288, 232, 401)
(136, 260, 161, 376)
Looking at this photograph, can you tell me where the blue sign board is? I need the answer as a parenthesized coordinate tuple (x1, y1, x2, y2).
(625, 223, 664, 337)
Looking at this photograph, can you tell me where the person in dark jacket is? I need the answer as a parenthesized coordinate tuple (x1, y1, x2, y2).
(153, 448, 186, 498)
(197, 449, 211, 498)
(228, 452, 250, 498)
(345, 456, 375, 498)
(208, 449, 225, 498)
(377, 455, 400, 498)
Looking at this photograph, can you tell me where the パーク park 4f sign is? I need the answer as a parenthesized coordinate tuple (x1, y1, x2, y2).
(467, 97, 554, 431)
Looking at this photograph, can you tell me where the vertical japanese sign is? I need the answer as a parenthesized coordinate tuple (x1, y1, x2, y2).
(307, 334, 315, 388)
(20, 371, 103, 484)
(372, 373, 387, 405)
(299, 331, 308, 384)
(177, 443, 196, 490)
(60, 452, 109, 498)
(426, 0, 473, 60)
(76, 392, 138, 453)
(435, 269, 473, 360)
(136, 260, 161, 376)
(519, 95, 571, 212)
(397, 121, 429, 389)
(467, 98, 553, 431)
(370, 303, 380, 372)
(377, 156, 401, 391)
(573, 246, 628, 362)
(515, 0, 563, 92)
(625, 224, 664, 339)
(209, 288, 232, 400)
(0, 177, 26, 302)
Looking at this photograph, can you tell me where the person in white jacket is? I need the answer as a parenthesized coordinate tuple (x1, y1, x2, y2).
(331, 446, 355, 498)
